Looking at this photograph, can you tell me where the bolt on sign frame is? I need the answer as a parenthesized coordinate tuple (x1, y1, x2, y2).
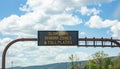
(1, 37, 120, 69)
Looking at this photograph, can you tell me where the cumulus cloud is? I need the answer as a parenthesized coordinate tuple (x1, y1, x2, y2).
(111, 22, 120, 38)
(0, 0, 84, 38)
(0, 0, 113, 37)
(79, 6, 100, 16)
(0, 13, 81, 38)
(85, 15, 118, 28)
(85, 15, 120, 39)
(53, 0, 113, 9)
(20, 0, 112, 12)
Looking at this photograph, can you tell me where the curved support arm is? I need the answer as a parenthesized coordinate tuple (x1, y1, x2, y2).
(2, 38, 37, 69)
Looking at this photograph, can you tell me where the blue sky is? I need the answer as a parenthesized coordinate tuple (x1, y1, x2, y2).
(0, 0, 26, 19)
(0, 0, 120, 68)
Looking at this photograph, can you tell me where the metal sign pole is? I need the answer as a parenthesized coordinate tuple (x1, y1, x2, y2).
(2, 38, 37, 69)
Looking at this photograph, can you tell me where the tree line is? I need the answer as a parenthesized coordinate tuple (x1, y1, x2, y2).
(68, 51, 120, 69)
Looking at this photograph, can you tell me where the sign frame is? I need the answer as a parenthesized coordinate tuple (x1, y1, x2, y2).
(38, 31, 78, 46)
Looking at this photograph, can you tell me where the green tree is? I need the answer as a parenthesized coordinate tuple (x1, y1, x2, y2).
(85, 51, 110, 69)
(112, 53, 120, 69)
(85, 60, 97, 69)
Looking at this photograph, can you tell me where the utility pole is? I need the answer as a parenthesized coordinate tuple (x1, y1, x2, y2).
(11, 61, 13, 69)
(89, 60, 91, 69)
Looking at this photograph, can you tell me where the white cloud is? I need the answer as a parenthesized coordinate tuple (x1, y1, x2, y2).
(48, 14, 82, 26)
(52, 0, 113, 9)
(0, 0, 113, 37)
(85, 15, 118, 28)
(85, 15, 120, 39)
(111, 22, 120, 38)
(0, 0, 83, 38)
(0, 15, 19, 34)
(79, 6, 100, 16)
(0, 13, 81, 37)
(20, 0, 113, 13)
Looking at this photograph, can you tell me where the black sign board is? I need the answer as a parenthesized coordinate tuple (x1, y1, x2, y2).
(38, 31, 78, 46)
